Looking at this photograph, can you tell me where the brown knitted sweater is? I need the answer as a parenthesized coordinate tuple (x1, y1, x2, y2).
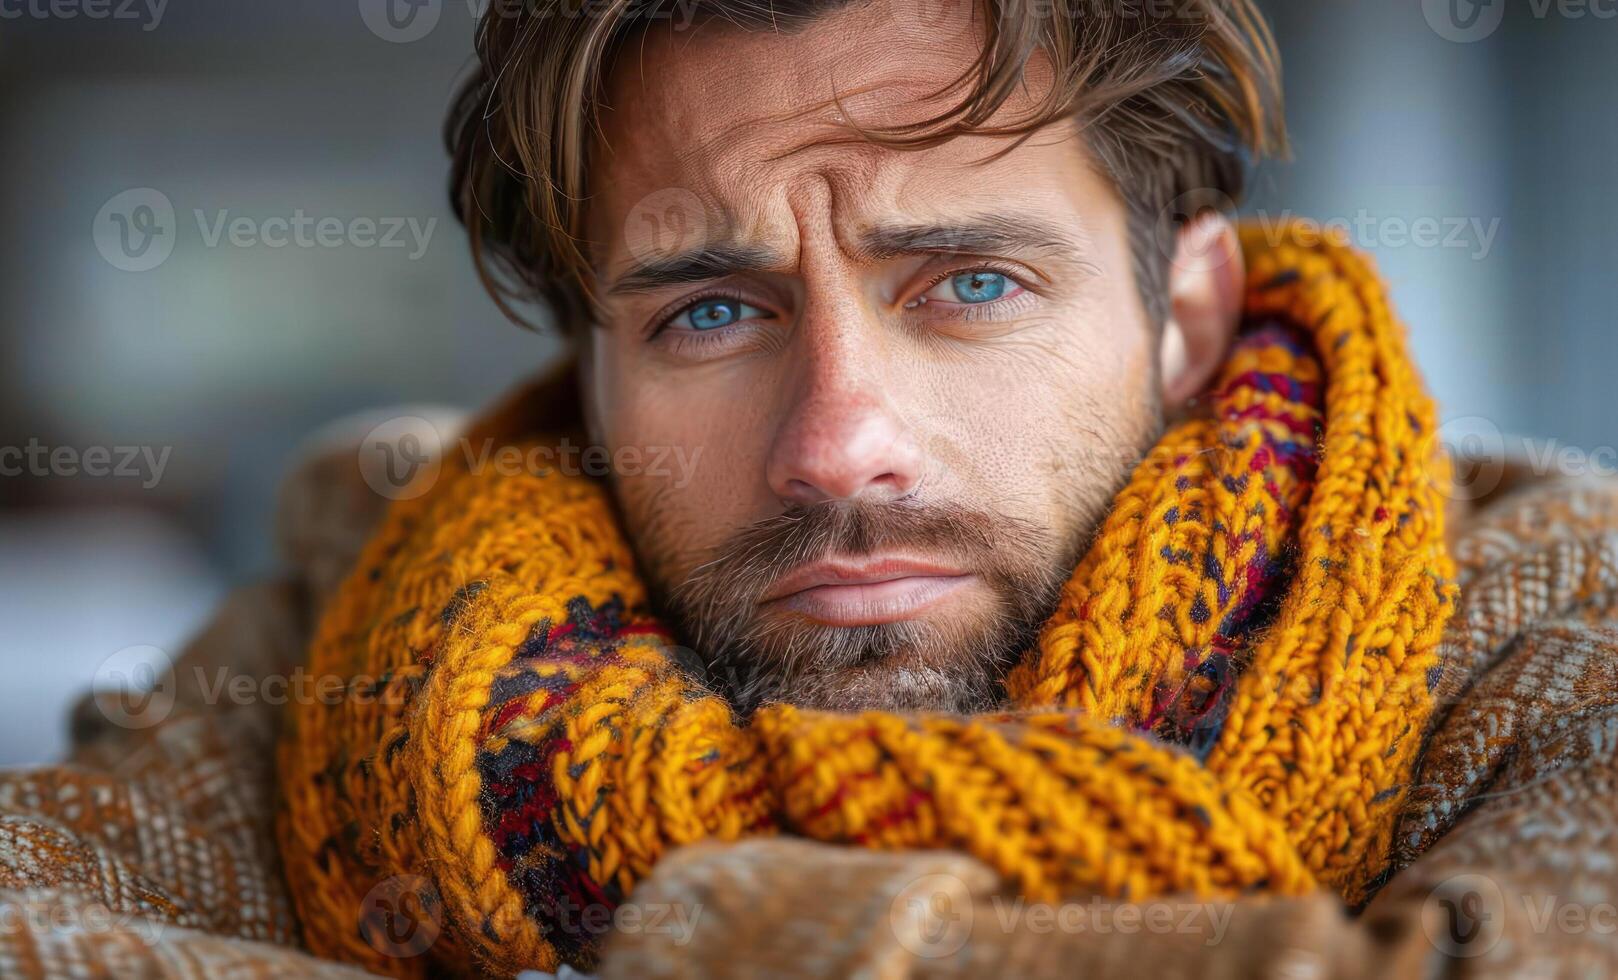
(0, 423, 1614, 979)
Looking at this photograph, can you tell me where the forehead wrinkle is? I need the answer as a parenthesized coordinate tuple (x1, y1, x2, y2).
(594, 41, 1084, 289)
(674, 93, 895, 188)
(660, 43, 987, 176)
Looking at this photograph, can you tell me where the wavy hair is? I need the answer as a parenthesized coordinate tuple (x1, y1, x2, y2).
(446, 0, 1286, 331)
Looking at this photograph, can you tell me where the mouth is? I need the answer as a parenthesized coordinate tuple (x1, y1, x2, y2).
(758, 555, 976, 627)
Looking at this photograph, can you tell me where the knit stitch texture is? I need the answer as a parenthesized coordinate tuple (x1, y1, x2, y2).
(276, 223, 1457, 976)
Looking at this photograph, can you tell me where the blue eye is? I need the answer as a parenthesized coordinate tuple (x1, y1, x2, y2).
(949, 272, 1008, 303)
(916, 270, 1018, 307)
(670, 298, 766, 331)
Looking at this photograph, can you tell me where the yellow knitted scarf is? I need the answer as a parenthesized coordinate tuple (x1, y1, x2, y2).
(278, 224, 1455, 977)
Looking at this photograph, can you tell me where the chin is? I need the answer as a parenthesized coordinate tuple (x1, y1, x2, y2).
(747, 625, 1016, 715)
(678, 570, 1060, 716)
(791, 662, 1003, 714)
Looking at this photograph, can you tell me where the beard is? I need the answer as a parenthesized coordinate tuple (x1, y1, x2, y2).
(627, 373, 1165, 717)
(658, 499, 1079, 716)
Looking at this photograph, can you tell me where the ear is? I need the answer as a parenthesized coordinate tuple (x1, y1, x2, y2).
(1159, 212, 1245, 410)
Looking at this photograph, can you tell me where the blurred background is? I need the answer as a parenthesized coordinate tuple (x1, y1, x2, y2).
(1, 0, 1612, 764)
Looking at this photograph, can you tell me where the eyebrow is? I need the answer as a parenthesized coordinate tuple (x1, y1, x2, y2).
(604, 214, 1088, 295)
(607, 244, 783, 295)
(852, 215, 1089, 263)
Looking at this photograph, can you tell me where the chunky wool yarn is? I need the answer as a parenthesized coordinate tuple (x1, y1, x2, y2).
(277, 223, 1456, 977)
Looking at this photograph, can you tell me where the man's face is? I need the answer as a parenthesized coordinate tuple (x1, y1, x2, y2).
(584, 0, 1164, 712)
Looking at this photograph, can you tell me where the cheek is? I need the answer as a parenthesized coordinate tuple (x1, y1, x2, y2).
(924, 305, 1156, 525)
(591, 348, 776, 580)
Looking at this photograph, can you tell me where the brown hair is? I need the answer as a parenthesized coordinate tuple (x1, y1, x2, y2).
(446, 0, 1286, 331)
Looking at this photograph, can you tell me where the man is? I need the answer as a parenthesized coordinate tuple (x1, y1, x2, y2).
(1, 1, 1615, 979)
(447, 0, 1275, 715)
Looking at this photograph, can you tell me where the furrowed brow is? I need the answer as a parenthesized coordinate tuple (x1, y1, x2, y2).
(855, 216, 1088, 262)
(606, 244, 782, 295)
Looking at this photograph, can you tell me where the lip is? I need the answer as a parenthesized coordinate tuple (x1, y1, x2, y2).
(759, 556, 976, 627)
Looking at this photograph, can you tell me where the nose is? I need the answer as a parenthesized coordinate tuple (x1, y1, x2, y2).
(765, 323, 925, 507)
